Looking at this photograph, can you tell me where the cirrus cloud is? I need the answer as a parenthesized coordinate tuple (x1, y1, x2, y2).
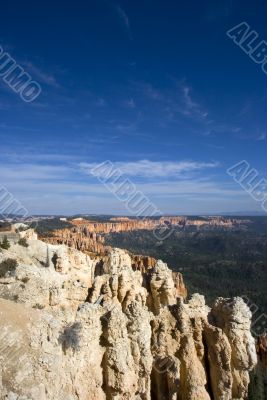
(80, 159, 219, 179)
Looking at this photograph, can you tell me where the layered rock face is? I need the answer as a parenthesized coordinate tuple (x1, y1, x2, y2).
(69, 217, 248, 234)
(42, 227, 107, 255)
(39, 216, 251, 278)
(0, 237, 257, 400)
(41, 216, 249, 257)
(42, 217, 249, 264)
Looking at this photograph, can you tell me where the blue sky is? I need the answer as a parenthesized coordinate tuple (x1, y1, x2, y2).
(0, 0, 267, 215)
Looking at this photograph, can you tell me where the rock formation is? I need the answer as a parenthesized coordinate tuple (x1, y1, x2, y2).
(257, 334, 267, 367)
(42, 227, 107, 255)
(248, 334, 267, 399)
(68, 216, 248, 234)
(0, 234, 257, 400)
(41, 216, 250, 258)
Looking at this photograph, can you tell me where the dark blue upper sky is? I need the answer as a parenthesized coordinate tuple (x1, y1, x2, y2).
(0, 0, 267, 215)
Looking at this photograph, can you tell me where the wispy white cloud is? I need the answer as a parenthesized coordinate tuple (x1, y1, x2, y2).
(257, 132, 266, 141)
(0, 122, 40, 132)
(95, 97, 107, 107)
(3, 177, 245, 198)
(80, 160, 219, 179)
(122, 98, 136, 109)
(22, 61, 59, 88)
(201, 123, 242, 137)
(114, 4, 132, 38)
(0, 160, 258, 215)
(0, 163, 72, 181)
(0, 161, 241, 198)
(114, 122, 137, 134)
(133, 80, 209, 123)
(134, 81, 163, 101)
(3, 152, 81, 163)
(133, 79, 242, 139)
(179, 85, 208, 120)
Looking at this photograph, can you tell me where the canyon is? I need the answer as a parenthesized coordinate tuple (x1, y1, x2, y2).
(0, 227, 265, 399)
(40, 216, 250, 257)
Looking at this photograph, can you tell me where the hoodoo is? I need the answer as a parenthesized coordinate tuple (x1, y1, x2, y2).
(0, 232, 257, 399)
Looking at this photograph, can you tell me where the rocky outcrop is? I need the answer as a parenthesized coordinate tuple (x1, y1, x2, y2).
(257, 334, 267, 367)
(0, 239, 96, 310)
(0, 236, 257, 400)
(0, 225, 37, 245)
(42, 228, 107, 255)
(210, 298, 257, 399)
(248, 334, 267, 399)
(131, 255, 156, 274)
(42, 230, 188, 301)
(172, 271, 188, 299)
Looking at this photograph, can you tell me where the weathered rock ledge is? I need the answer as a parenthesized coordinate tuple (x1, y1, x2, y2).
(0, 237, 257, 400)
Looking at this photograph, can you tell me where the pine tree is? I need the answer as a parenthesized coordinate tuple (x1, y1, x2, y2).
(1, 236, 10, 250)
